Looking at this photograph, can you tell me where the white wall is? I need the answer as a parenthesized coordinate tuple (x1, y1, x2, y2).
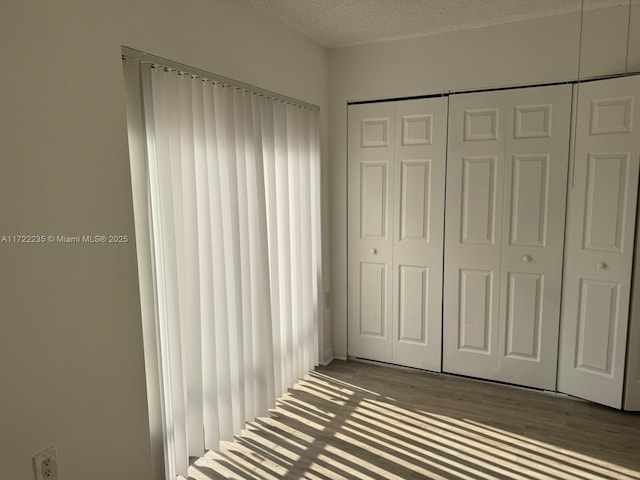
(328, 6, 640, 359)
(0, 1, 328, 479)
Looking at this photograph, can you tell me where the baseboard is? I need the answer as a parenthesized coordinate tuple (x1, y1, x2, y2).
(319, 357, 334, 366)
(320, 347, 335, 366)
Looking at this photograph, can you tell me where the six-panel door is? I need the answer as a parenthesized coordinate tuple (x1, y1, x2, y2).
(443, 84, 572, 390)
(392, 99, 447, 370)
(443, 92, 506, 380)
(348, 102, 395, 362)
(347, 98, 447, 370)
(497, 87, 572, 389)
(558, 75, 640, 408)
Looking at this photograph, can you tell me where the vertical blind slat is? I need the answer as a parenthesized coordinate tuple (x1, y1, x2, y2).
(145, 65, 189, 476)
(196, 80, 221, 450)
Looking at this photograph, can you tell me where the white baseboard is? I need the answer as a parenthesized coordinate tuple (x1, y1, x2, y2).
(319, 357, 334, 366)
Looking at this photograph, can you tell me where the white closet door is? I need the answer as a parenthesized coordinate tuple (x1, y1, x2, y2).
(348, 102, 395, 362)
(497, 85, 572, 390)
(444, 85, 572, 389)
(443, 90, 507, 380)
(348, 98, 447, 369)
(391, 98, 447, 371)
(558, 75, 640, 409)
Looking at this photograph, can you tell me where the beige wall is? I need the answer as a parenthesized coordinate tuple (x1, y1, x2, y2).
(328, 6, 640, 359)
(0, 1, 328, 479)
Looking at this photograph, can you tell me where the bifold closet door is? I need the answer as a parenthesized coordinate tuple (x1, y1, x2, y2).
(347, 98, 447, 371)
(443, 84, 572, 390)
(348, 102, 395, 363)
(392, 99, 447, 370)
(558, 75, 640, 409)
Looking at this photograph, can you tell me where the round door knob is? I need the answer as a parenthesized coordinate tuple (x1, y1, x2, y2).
(370, 248, 377, 255)
(522, 255, 531, 263)
(597, 262, 607, 270)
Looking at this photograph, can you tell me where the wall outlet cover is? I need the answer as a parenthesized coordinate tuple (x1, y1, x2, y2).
(33, 445, 59, 480)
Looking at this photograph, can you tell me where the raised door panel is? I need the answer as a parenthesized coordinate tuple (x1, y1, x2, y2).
(359, 263, 388, 337)
(509, 154, 549, 247)
(464, 108, 499, 141)
(398, 265, 428, 343)
(392, 97, 447, 371)
(399, 160, 430, 242)
(458, 269, 493, 353)
(443, 91, 506, 380)
(575, 279, 619, 376)
(461, 156, 498, 245)
(360, 162, 388, 240)
(497, 85, 572, 390)
(583, 153, 629, 252)
(504, 273, 543, 361)
(348, 102, 395, 362)
(558, 75, 640, 409)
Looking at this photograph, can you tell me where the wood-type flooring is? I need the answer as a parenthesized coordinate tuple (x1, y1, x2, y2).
(186, 359, 640, 479)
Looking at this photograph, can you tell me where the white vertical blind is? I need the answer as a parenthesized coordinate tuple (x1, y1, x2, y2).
(134, 61, 321, 478)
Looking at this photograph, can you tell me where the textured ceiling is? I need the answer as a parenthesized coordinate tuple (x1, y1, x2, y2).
(243, 0, 628, 49)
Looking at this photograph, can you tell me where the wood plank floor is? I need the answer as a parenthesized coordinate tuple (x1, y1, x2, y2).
(187, 359, 640, 479)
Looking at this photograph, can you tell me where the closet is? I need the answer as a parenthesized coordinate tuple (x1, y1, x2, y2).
(346, 75, 640, 409)
(443, 84, 572, 391)
(347, 97, 447, 371)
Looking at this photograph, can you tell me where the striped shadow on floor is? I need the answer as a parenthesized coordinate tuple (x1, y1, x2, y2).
(185, 359, 640, 480)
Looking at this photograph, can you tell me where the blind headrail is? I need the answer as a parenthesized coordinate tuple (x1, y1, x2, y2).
(122, 46, 320, 111)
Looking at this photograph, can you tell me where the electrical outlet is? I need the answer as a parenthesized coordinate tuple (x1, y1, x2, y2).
(33, 445, 59, 480)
